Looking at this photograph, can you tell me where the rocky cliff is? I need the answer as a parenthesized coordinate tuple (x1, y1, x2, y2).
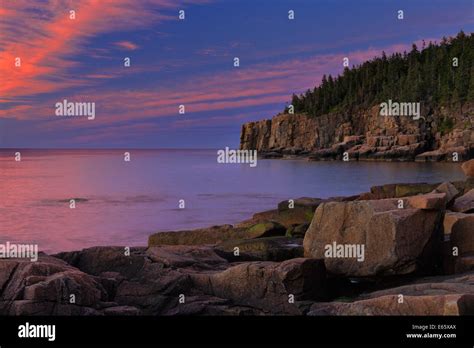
(240, 103, 474, 161)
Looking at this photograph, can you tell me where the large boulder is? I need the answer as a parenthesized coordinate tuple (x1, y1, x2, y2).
(245, 221, 287, 237)
(395, 183, 440, 197)
(451, 179, 474, 195)
(433, 182, 459, 205)
(309, 272, 474, 315)
(277, 197, 322, 212)
(406, 192, 446, 210)
(55, 246, 229, 314)
(112, 261, 193, 314)
(146, 245, 228, 269)
(237, 207, 315, 228)
(443, 212, 471, 235)
(192, 258, 326, 314)
(148, 222, 286, 247)
(303, 198, 443, 276)
(55, 246, 146, 278)
(362, 272, 474, 298)
(149, 225, 242, 246)
(238, 196, 357, 229)
(450, 215, 474, 257)
(452, 189, 474, 213)
(0, 255, 106, 315)
(359, 182, 439, 200)
(462, 159, 474, 178)
(309, 294, 474, 315)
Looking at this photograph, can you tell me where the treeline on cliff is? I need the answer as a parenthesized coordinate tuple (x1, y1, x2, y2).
(286, 31, 474, 117)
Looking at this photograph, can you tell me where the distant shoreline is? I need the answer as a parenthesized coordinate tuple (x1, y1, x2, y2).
(256, 150, 472, 163)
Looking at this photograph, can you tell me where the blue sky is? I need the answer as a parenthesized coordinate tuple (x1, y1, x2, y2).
(0, 0, 472, 148)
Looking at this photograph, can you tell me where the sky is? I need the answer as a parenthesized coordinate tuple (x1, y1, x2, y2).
(0, 0, 473, 149)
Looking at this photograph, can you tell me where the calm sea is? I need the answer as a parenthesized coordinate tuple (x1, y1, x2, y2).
(0, 149, 466, 253)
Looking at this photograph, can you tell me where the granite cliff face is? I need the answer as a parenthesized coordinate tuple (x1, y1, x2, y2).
(240, 103, 474, 161)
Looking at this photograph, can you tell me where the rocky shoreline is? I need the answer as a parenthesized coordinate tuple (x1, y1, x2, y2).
(1, 160, 473, 316)
(240, 103, 474, 162)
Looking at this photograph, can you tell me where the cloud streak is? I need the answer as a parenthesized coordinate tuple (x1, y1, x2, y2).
(115, 41, 140, 51)
(0, 0, 207, 101)
(25, 40, 420, 147)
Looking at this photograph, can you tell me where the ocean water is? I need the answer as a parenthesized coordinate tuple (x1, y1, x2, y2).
(0, 149, 466, 253)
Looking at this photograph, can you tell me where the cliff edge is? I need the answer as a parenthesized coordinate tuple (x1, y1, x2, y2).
(241, 32, 474, 162)
(240, 103, 474, 161)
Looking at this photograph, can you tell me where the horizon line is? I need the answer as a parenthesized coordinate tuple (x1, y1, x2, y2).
(0, 147, 227, 151)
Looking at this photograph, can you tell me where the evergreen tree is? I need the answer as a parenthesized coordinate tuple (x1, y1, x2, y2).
(284, 31, 474, 117)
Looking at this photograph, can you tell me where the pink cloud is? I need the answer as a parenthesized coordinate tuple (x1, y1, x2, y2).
(30, 39, 420, 139)
(114, 41, 139, 50)
(0, 0, 209, 101)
